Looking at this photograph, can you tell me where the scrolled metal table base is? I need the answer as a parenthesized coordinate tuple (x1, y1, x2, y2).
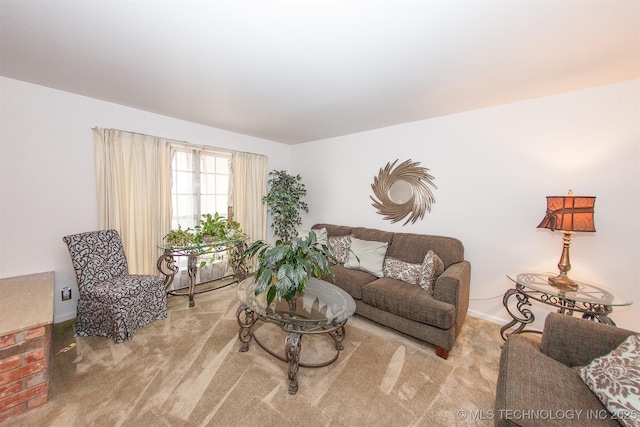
(500, 287, 535, 340)
(500, 284, 615, 340)
(157, 243, 245, 307)
(236, 303, 349, 395)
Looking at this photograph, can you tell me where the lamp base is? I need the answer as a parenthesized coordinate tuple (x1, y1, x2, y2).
(547, 273, 579, 292)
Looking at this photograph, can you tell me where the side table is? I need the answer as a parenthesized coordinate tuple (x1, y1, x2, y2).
(157, 239, 247, 307)
(500, 271, 632, 340)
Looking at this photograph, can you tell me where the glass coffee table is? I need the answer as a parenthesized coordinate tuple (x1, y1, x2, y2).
(501, 271, 633, 340)
(236, 277, 356, 395)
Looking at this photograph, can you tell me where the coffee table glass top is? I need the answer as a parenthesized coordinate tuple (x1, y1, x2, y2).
(237, 277, 356, 328)
(506, 272, 632, 306)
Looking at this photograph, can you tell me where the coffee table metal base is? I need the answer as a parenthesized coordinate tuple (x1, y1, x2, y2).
(236, 303, 348, 395)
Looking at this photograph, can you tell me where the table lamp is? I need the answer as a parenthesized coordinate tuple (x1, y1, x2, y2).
(537, 190, 596, 291)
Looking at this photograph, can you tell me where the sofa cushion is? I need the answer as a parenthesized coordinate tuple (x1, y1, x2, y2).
(361, 278, 455, 329)
(383, 257, 421, 284)
(495, 335, 617, 427)
(351, 227, 394, 246)
(313, 224, 352, 238)
(579, 334, 640, 427)
(327, 264, 376, 300)
(388, 232, 464, 269)
(344, 237, 388, 277)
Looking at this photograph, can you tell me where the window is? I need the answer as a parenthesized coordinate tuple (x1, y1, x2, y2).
(171, 147, 231, 230)
(170, 146, 231, 287)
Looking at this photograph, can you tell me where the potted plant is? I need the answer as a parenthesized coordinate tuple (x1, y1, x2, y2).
(242, 230, 335, 307)
(163, 225, 197, 248)
(164, 214, 249, 278)
(196, 212, 228, 242)
(263, 170, 309, 241)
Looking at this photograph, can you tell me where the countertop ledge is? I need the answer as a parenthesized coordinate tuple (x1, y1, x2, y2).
(0, 271, 55, 336)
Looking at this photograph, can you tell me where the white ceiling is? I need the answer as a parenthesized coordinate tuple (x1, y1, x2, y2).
(1, 1, 638, 144)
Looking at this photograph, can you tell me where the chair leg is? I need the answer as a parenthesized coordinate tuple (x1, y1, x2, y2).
(435, 346, 449, 359)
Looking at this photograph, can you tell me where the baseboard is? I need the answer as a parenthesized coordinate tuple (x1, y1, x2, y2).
(467, 309, 507, 326)
(54, 310, 76, 324)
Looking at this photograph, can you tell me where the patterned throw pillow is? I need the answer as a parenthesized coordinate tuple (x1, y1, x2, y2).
(578, 334, 640, 427)
(328, 235, 352, 264)
(418, 250, 444, 293)
(383, 257, 421, 284)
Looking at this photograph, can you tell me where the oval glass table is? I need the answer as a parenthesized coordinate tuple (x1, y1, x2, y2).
(236, 277, 356, 395)
(500, 271, 633, 340)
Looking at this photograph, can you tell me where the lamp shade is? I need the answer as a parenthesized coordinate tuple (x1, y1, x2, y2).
(537, 195, 596, 232)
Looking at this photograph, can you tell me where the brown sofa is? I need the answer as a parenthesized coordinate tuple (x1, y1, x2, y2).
(312, 223, 470, 359)
(495, 313, 638, 427)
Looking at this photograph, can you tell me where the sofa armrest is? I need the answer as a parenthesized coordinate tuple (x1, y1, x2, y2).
(433, 260, 470, 333)
(540, 312, 637, 367)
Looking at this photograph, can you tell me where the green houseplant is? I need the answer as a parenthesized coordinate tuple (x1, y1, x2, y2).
(163, 213, 248, 273)
(195, 212, 226, 242)
(242, 230, 335, 307)
(195, 212, 247, 242)
(263, 170, 309, 241)
(163, 225, 197, 248)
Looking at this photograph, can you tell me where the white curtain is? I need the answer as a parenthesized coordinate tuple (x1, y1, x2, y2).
(94, 128, 173, 274)
(230, 152, 268, 244)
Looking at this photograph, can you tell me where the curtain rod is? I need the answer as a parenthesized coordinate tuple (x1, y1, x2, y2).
(91, 126, 267, 158)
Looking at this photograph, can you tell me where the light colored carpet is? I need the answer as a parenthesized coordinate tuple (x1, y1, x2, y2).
(5, 283, 505, 427)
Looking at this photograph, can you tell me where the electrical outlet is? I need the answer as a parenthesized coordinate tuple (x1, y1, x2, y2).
(61, 287, 72, 301)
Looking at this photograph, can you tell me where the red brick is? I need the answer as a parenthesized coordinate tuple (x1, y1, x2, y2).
(0, 335, 16, 349)
(0, 337, 44, 361)
(0, 382, 47, 412)
(0, 361, 46, 386)
(0, 381, 22, 399)
(0, 356, 21, 373)
(25, 327, 45, 340)
(27, 393, 48, 409)
(0, 402, 25, 423)
(24, 348, 45, 364)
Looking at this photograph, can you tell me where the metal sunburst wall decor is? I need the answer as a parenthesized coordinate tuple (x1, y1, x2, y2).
(370, 159, 437, 225)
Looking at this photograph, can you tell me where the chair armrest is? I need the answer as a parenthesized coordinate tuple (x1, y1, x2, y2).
(540, 312, 637, 367)
(433, 260, 470, 333)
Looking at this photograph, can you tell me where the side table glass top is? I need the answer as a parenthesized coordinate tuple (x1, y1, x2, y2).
(159, 237, 246, 255)
(237, 277, 356, 328)
(506, 272, 632, 307)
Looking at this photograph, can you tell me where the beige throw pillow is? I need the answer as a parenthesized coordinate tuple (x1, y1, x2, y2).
(578, 334, 640, 427)
(344, 237, 388, 277)
(298, 227, 328, 245)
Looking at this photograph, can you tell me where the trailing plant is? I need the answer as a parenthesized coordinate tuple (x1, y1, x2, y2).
(242, 231, 335, 307)
(263, 170, 309, 241)
(163, 225, 197, 248)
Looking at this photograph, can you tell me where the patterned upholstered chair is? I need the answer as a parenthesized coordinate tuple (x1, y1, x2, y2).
(63, 230, 168, 343)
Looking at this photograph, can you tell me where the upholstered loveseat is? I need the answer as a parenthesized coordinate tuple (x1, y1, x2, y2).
(311, 223, 470, 359)
(495, 313, 639, 427)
